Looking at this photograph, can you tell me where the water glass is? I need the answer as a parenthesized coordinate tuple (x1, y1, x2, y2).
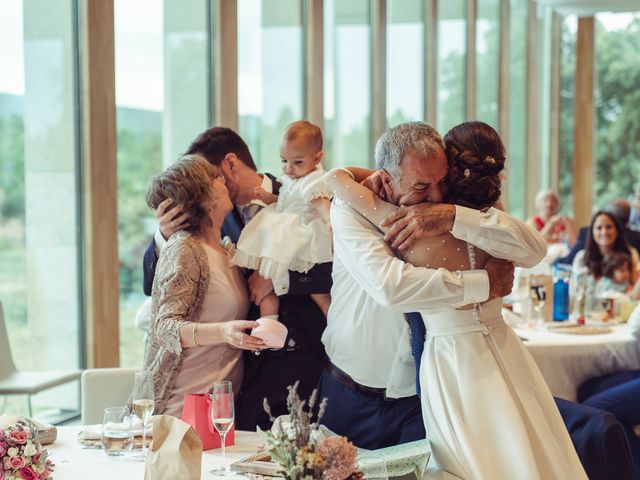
(101, 406, 133, 456)
(357, 455, 389, 480)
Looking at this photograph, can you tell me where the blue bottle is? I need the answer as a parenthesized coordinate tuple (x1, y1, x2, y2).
(553, 265, 570, 321)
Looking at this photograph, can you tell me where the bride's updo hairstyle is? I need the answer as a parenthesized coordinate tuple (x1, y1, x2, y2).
(443, 121, 505, 210)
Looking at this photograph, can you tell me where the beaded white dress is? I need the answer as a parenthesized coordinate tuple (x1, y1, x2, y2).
(232, 166, 333, 283)
(324, 168, 587, 480)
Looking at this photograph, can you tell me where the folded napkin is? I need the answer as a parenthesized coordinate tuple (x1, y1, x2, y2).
(78, 416, 154, 441)
(0, 414, 57, 445)
(360, 439, 431, 479)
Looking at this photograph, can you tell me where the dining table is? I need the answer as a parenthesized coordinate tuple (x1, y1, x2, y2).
(48, 425, 263, 479)
(514, 323, 640, 401)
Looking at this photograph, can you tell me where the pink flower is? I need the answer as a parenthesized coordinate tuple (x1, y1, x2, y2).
(2, 457, 11, 469)
(0, 467, 4, 480)
(0, 441, 6, 457)
(317, 436, 357, 480)
(9, 430, 30, 445)
(10, 455, 26, 470)
(38, 471, 49, 480)
(19, 466, 37, 480)
(32, 450, 42, 463)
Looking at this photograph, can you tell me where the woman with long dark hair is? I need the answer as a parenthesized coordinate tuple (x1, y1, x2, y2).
(571, 211, 639, 296)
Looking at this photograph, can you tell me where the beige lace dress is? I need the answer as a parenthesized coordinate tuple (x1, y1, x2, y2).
(143, 231, 249, 415)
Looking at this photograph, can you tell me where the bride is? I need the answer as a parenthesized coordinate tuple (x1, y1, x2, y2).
(324, 121, 586, 480)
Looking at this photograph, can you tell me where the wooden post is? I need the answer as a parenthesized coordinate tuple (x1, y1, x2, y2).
(79, 0, 120, 367)
(572, 16, 594, 227)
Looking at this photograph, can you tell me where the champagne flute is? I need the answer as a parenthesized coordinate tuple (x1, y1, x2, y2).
(210, 381, 235, 475)
(530, 284, 547, 329)
(131, 370, 155, 461)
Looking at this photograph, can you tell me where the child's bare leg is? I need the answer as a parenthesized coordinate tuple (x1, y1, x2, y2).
(310, 293, 331, 317)
(259, 292, 279, 318)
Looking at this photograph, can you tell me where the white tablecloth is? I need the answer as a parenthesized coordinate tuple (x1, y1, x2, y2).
(515, 324, 640, 401)
(48, 426, 262, 479)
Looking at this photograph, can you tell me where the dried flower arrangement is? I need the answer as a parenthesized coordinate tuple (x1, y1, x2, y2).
(262, 382, 362, 480)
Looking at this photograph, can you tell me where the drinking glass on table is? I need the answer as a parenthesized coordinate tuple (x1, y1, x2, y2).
(529, 281, 547, 330)
(210, 381, 235, 476)
(131, 370, 155, 461)
(357, 455, 389, 480)
(101, 406, 133, 456)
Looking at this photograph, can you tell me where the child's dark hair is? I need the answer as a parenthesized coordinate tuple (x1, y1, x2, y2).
(443, 121, 506, 210)
(601, 251, 632, 280)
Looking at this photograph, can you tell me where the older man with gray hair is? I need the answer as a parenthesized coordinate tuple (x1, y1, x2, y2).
(317, 122, 546, 449)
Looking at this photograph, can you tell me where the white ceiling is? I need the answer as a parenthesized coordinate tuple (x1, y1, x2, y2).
(534, 0, 640, 16)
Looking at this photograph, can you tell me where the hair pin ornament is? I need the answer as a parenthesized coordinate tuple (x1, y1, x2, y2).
(464, 168, 471, 178)
(484, 155, 496, 164)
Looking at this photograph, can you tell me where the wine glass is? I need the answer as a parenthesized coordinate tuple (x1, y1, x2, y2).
(210, 381, 235, 475)
(530, 283, 547, 330)
(131, 370, 155, 461)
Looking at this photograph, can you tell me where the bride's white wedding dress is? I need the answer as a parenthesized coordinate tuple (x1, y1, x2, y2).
(325, 169, 587, 480)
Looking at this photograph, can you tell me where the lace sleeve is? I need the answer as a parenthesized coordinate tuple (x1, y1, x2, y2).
(151, 236, 208, 355)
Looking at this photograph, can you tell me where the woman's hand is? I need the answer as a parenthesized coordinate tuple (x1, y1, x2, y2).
(157, 198, 189, 239)
(221, 320, 265, 351)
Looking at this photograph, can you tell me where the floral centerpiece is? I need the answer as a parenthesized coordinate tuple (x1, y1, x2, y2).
(263, 382, 362, 480)
(0, 421, 54, 480)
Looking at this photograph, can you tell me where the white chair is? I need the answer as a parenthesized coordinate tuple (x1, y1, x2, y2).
(0, 301, 82, 417)
(81, 368, 137, 424)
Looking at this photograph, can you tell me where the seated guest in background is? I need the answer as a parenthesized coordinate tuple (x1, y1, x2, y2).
(630, 188, 640, 232)
(142, 127, 331, 430)
(571, 211, 639, 296)
(528, 190, 577, 246)
(608, 199, 640, 253)
(144, 155, 264, 416)
(558, 198, 640, 266)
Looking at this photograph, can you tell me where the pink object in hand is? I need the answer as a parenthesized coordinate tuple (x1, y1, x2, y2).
(251, 317, 288, 349)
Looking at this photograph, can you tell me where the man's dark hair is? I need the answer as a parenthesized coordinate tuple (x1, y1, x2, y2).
(185, 127, 257, 171)
(607, 199, 631, 226)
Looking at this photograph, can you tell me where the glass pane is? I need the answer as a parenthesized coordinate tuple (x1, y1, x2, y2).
(593, 13, 640, 210)
(0, 0, 81, 420)
(476, 0, 500, 128)
(558, 15, 576, 215)
(238, 0, 304, 174)
(114, 0, 210, 367)
(506, 0, 527, 219)
(387, 0, 424, 127)
(324, 0, 372, 168)
(535, 4, 553, 192)
(437, 0, 466, 133)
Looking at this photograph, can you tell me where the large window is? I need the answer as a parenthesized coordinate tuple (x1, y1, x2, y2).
(476, 0, 500, 128)
(506, 0, 527, 219)
(592, 13, 640, 210)
(238, 0, 304, 174)
(437, 0, 466, 133)
(324, 0, 372, 168)
(558, 15, 576, 214)
(114, 0, 210, 367)
(0, 0, 81, 420)
(387, 0, 425, 127)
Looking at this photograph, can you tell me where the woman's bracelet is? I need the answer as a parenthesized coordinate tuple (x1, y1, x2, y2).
(192, 323, 201, 347)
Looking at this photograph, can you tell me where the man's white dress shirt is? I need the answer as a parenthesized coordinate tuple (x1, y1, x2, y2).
(322, 199, 547, 399)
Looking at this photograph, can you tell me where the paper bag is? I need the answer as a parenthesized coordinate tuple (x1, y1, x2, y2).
(144, 415, 202, 480)
(181, 393, 235, 450)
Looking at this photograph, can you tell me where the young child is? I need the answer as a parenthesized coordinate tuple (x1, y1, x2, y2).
(232, 120, 333, 335)
(598, 251, 633, 294)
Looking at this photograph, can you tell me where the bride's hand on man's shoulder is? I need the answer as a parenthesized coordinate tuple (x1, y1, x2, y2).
(381, 203, 456, 253)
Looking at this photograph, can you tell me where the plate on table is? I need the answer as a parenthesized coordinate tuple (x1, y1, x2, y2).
(548, 324, 613, 335)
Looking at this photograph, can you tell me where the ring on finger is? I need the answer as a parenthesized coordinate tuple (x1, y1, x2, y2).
(240, 338, 243, 347)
